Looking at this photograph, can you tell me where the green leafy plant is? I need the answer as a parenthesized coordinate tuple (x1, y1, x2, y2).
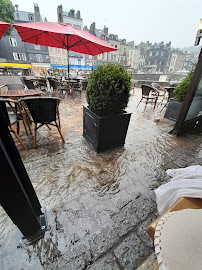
(0, 0, 15, 36)
(174, 71, 194, 101)
(86, 64, 132, 116)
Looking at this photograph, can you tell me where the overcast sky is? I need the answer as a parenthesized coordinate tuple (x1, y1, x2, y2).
(12, 0, 202, 48)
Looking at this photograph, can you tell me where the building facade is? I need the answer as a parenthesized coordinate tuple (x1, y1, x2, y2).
(145, 42, 171, 73)
(129, 46, 140, 71)
(168, 50, 186, 73)
(15, 4, 51, 76)
(52, 5, 85, 70)
(119, 39, 129, 67)
(0, 27, 31, 75)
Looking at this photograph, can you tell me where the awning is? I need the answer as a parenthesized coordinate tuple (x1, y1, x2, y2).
(31, 63, 51, 68)
(0, 62, 32, 69)
(51, 64, 97, 70)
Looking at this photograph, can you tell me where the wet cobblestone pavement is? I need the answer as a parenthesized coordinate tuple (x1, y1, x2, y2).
(1, 88, 202, 269)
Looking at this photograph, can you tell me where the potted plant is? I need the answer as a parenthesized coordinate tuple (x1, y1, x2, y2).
(83, 64, 132, 153)
(164, 71, 193, 121)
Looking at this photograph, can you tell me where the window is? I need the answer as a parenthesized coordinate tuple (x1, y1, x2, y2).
(156, 51, 159, 56)
(13, 52, 21, 60)
(115, 45, 117, 48)
(22, 53, 27, 61)
(111, 55, 113, 60)
(28, 14, 34, 21)
(34, 44, 41, 50)
(102, 53, 105, 60)
(78, 59, 81, 65)
(56, 48, 60, 54)
(161, 52, 164, 56)
(9, 38, 17, 47)
(36, 54, 43, 62)
(149, 52, 152, 56)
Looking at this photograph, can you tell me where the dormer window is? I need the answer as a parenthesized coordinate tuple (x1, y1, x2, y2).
(29, 14, 34, 21)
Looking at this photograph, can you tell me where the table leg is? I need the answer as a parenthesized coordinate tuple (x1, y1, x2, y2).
(72, 83, 75, 99)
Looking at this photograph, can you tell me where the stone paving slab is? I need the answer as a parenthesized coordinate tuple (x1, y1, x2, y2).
(0, 89, 202, 270)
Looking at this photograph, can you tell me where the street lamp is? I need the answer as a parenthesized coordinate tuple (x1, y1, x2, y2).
(195, 18, 202, 46)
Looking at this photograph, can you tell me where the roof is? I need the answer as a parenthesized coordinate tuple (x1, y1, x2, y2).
(15, 10, 42, 22)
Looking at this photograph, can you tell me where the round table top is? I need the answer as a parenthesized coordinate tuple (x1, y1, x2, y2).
(0, 89, 42, 98)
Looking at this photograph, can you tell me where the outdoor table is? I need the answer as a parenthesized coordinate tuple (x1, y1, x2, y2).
(62, 79, 78, 98)
(0, 89, 42, 136)
(0, 89, 42, 98)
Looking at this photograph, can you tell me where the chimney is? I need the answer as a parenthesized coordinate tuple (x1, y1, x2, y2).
(69, 9, 75, 18)
(103, 26, 108, 35)
(57, 5, 63, 23)
(90, 22, 96, 36)
(15, 4, 20, 20)
(34, 3, 41, 22)
(76, 10, 81, 19)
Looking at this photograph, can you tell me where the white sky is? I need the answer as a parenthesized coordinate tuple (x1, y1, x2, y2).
(12, 0, 202, 48)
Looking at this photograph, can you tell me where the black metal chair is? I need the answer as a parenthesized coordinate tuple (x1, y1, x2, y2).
(21, 97, 65, 148)
(160, 87, 175, 112)
(137, 85, 158, 111)
(0, 99, 25, 150)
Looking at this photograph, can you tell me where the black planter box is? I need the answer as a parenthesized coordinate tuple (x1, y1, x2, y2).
(83, 105, 132, 153)
(164, 98, 183, 122)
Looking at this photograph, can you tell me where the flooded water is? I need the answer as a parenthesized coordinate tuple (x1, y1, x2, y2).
(1, 89, 202, 269)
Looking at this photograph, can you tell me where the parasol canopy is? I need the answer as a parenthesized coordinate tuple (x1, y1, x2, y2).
(0, 21, 11, 39)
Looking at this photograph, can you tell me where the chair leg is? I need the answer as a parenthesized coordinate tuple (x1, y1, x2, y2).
(17, 121, 20, 135)
(27, 118, 32, 135)
(33, 123, 37, 149)
(137, 98, 143, 107)
(144, 99, 148, 111)
(46, 124, 51, 130)
(9, 126, 26, 150)
(55, 121, 65, 143)
(160, 101, 168, 113)
(153, 97, 158, 110)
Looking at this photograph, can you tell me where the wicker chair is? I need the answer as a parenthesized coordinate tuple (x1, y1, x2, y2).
(137, 85, 158, 111)
(0, 99, 25, 150)
(21, 97, 65, 148)
(48, 78, 66, 96)
(82, 80, 88, 91)
(151, 82, 166, 105)
(160, 87, 175, 112)
(23, 79, 36, 90)
(0, 83, 27, 90)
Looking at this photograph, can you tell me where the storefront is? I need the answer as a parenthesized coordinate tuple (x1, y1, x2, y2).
(0, 62, 32, 76)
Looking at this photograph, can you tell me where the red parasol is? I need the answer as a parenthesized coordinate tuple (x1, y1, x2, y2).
(14, 22, 117, 75)
(0, 21, 11, 39)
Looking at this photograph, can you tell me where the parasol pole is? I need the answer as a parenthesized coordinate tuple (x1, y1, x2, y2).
(67, 48, 70, 79)
(66, 34, 70, 79)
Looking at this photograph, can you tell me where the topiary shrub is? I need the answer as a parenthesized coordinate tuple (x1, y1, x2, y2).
(86, 64, 132, 117)
(174, 71, 193, 101)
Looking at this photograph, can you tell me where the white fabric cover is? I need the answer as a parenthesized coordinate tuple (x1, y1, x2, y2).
(154, 209, 202, 270)
(155, 165, 202, 214)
